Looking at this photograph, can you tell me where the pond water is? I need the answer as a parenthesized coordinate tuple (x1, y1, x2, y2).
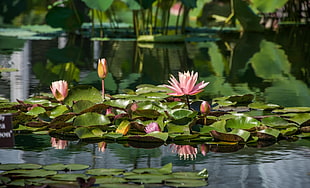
(0, 25, 310, 187)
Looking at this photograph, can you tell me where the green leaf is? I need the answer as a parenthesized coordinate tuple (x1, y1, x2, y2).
(26, 107, 46, 116)
(43, 163, 89, 171)
(74, 127, 104, 139)
(51, 173, 88, 181)
(86, 168, 125, 176)
(248, 102, 281, 110)
(95, 176, 127, 184)
(64, 85, 102, 106)
(0, 163, 42, 171)
(72, 100, 96, 113)
(273, 107, 310, 113)
(170, 109, 197, 120)
(46, 7, 82, 31)
(103, 99, 133, 109)
(50, 105, 69, 118)
(210, 129, 250, 142)
(226, 116, 260, 129)
(252, 0, 289, 13)
(3, 169, 57, 177)
(257, 128, 280, 140)
(261, 116, 297, 128)
(73, 112, 111, 127)
(281, 126, 298, 136)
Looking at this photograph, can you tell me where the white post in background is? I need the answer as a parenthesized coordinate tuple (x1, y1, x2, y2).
(10, 41, 31, 102)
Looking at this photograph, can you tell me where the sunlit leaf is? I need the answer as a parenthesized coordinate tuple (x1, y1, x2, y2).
(86, 168, 125, 176)
(51, 173, 88, 181)
(226, 116, 260, 129)
(72, 100, 96, 113)
(257, 128, 280, 140)
(252, 0, 289, 13)
(116, 120, 131, 135)
(261, 116, 297, 128)
(73, 112, 111, 127)
(64, 85, 102, 106)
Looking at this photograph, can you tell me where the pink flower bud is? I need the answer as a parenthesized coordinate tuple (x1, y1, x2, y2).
(200, 101, 210, 115)
(50, 80, 68, 101)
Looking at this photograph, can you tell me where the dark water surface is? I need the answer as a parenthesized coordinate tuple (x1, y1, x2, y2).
(0, 135, 309, 188)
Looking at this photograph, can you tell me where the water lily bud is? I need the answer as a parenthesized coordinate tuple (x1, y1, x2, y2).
(50, 80, 68, 101)
(200, 101, 210, 115)
(97, 58, 108, 79)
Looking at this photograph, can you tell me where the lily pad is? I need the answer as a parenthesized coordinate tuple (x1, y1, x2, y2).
(261, 116, 297, 128)
(248, 102, 281, 110)
(226, 116, 260, 129)
(64, 85, 103, 106)
(51, 173, 88, 181)
(73, 112, 111, 127)
(0, 163, 42, 171)
(210, 129, 250, 142)
(43, 163, 89, 171)
(86, 168, 124, 176)
(257, 128, 280, 140)
(272, 107, 310, 113)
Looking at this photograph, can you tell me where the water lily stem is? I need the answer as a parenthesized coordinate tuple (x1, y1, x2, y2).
(185, 95, 190, 110)
(102, 79, 105, 99)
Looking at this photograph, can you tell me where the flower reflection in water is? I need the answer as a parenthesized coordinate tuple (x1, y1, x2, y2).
(50, 137, 68, 149)
(98, 142, 107, 152)
(170, 144, 198, 160)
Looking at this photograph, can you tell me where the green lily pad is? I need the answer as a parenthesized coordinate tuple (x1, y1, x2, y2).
(43, 163, 89, 171)
(103, 99, 133, 109)
(226, 116, 260, 129)
(74, 127, 105, 139)
(73, 112, 111, 127)
(26, 106, 46, 116)
(72, 100, 96, 113)
(95, 176, 127, 184)
(51, 173, 88, 181)
(0, 163, 42, 171)
(210, 129, 250, 142)
(170, 109, 197, 120)
(261, 116, 297, 128)
(50, 105, 69, 118)
(171, 171, 207, 179)
(2, 169, 57, 177)
(248, 102, 281, 110)
(257, 128, 280, 140)
(86, 168, 124, 176)
(280, 126, 298, 136)
(285, 113, 310, 125)
(165, 179, 208, 187)
(125, 174, 171, 184)
(64, 85, 103, 106)
(272, 107, 310, 113)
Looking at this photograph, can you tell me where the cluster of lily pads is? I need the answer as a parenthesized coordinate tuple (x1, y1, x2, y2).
(0, 163, 208, 187)
(0, 82, 309, 147)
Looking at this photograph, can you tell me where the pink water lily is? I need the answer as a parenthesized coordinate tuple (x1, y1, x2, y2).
(145, 122, 161, 133)
(50, 80, 68, 101)
(164, 71, 209, 96)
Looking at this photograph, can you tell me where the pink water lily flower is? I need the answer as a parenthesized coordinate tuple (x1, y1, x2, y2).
(145, 122, 161, 133)
(50, 80, 68, 101)
(164, 71, 209, 96)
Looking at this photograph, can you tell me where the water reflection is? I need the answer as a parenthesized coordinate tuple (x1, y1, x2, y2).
(50, 137, 68, 149)
(1, 27, 309, 107)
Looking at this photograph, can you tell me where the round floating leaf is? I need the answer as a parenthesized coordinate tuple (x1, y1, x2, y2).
(64, 85, 102, 106)
(43, 163, 89, 171)
(50, 105, 69, 118)
(125, 174, 171, 184)
(3, 169, 57, 177)
(0, 163, 42, 171)
(257, 128, 280, 140)
(74, 127, 104, 139)
(248, 102, 281, 110)
(171, 172, 206, 179)
(281, 126, 298, 136)
(51, 173, 88, 181)
(72, 100, 96, 113)
(165, 179, 208, 187)
(170, 109, 197, 120)
(95, 176, 127, 184)
(210, 130, 249, 142)
(103, 99, 133, 109)
(26, 106, 46, 116)
(261, 116, 296, 128)
(226, 116, 260, 129)
(86, 168, 124, 176)
(272, 107, 310, 113)
(73, 112, 110, 127)
(286, 113, 310, 125)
